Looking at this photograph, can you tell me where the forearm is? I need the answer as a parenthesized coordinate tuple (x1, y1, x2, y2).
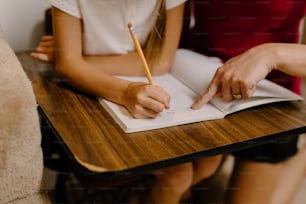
(56, 57, 130, 105)
(83, 52, 147, 76)
(270, 43, 306, 78)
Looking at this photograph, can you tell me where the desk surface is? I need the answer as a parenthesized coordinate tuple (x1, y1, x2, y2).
(17, 52, 306, 178)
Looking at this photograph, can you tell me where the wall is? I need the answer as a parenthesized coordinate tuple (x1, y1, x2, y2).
(0, 0, 51, 51)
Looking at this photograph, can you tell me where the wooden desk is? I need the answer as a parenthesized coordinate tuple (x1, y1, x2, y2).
(17, 52, 306, 181)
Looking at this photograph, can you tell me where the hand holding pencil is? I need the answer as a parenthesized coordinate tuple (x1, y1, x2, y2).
(123, 22, 170, 118)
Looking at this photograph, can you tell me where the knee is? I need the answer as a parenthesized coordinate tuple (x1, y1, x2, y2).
(194, 155, 223, 179)
(154, 162, 193, 192)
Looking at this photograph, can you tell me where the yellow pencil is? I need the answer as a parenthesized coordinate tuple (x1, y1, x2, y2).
(128, 22, 155, 85)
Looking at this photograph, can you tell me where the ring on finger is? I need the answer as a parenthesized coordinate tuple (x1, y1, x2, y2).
(232, 93, 242, 100)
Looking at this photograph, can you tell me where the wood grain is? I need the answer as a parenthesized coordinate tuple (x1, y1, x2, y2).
(17, 52, 306, 177)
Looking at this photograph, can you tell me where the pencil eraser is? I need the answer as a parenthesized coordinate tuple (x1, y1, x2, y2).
(127, 22, 133, 28)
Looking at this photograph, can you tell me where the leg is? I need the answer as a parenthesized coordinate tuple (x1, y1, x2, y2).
(270, 144, 306, 204)
(150, 162, 193, 204)
(181, 155, 223, 202)
(192, 155, 223, 185)
(226, 136, 300, 204)
(192, 155, 235, 204)
(226, 160, 282, 204)
(148, 155, 223, 204)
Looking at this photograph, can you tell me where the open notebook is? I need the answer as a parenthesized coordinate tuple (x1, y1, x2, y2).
(98, 49, 303, 133)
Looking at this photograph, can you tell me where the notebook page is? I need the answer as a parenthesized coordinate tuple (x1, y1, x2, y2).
(211, 79, 303, 114)
(98, 73, 224, 133)
(170, 49, 223, 95)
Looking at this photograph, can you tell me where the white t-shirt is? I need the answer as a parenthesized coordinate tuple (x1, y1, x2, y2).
(49, 0, 186, 55)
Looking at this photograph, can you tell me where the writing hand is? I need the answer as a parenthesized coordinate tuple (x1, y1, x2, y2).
(123, 82, 170, 118)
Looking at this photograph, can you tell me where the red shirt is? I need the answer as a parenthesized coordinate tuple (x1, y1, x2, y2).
(188, 0, 306, 94)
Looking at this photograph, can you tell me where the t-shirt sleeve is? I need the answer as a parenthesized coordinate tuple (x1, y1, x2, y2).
(166, 0, 187, 10)
(48, 0, 81, 18)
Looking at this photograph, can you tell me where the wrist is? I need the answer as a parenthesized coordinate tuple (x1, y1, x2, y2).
(261, 43, 293, 73)
(120, 81, 132, 105)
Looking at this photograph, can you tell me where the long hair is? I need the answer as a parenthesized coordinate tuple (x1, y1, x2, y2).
(145, 0, 166, 68)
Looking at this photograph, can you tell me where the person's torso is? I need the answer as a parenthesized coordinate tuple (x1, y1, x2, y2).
(188, 0, 306, 93)
(190, 0, 306, 59)
(78, 0, 158, 55)
(73, 0, 185, 55)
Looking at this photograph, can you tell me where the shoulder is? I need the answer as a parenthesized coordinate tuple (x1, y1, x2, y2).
(166, 0, 187, 10)
(49, 0, 81, 18)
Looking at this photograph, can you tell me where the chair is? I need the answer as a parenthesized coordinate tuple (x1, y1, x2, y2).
(0, 31, 50, 204)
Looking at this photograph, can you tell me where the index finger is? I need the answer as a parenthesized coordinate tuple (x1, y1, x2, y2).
(148, 85, 171, 109)
(192, 76, 220, 109)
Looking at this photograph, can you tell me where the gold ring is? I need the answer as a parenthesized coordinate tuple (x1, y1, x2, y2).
(232, 93, 242, 100)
